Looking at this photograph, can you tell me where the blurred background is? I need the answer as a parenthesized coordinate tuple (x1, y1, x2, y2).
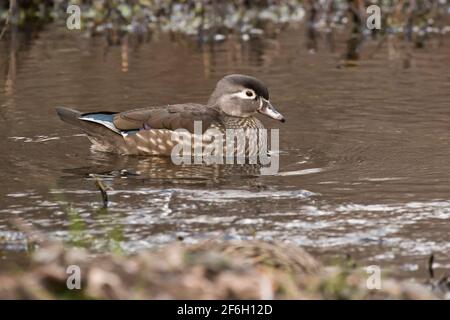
(0, 1, 449, 283)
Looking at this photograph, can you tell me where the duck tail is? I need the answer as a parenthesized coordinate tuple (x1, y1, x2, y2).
(55, 107, 125, 153)
(55, 107, 83, 126)
(55, 107, 117, 135)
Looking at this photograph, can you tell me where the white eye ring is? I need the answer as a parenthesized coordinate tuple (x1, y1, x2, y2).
(245, 90, 255, 98)
(232, 89, 256, 100)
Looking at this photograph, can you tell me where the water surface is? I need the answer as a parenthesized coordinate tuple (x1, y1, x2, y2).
(1, 25, 450, 279)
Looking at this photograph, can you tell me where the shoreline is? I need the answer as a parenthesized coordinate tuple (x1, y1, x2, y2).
(0, 238, 446, 299)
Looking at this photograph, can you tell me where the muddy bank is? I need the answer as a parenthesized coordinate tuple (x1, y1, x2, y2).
(0, 239, 446, 299)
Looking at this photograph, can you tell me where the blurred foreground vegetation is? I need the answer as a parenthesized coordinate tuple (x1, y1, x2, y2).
(1, 237, 448, 299)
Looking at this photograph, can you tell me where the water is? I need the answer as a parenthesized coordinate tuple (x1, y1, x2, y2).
(1, 25, 450, 279)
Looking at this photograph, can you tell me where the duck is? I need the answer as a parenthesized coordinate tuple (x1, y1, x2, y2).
(56, 74, 285, 159)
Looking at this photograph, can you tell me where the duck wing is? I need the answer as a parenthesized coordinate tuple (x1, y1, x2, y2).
(113, 104, 222, 134)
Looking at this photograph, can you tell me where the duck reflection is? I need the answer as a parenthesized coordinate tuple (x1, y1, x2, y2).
(63, 152, 263, 185)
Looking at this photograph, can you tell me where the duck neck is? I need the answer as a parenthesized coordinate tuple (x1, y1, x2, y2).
(221, 114, 262, 130)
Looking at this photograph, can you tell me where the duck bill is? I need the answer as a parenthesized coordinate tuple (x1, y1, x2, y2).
(258, 99, 285, 123)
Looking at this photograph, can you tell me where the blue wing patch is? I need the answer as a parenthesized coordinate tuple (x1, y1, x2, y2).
(80, 113, 137, 136)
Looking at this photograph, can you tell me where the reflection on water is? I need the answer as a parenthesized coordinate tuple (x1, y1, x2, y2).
(1, 24, 450, 279)
(64, 153, 265, 184)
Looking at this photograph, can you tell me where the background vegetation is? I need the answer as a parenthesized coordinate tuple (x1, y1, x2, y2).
(1, 1, 449, 41)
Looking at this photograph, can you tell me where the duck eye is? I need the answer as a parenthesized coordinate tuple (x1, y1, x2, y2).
(245, 90, 254, 97)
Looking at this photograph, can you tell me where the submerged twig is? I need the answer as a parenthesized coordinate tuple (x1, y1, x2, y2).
(0, 0, 16, 41)
(0, 12, 9, 41)
(345, 0, 364, 61)
(428, 254, 435, 279)
(92, 175, 111, 209)
(426, 254, 450, 295)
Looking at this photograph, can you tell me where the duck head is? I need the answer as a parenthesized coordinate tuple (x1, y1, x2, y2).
(207, 74, 285, 123)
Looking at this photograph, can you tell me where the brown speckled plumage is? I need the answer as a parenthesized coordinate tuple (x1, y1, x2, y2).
(56, 74, 285, 157)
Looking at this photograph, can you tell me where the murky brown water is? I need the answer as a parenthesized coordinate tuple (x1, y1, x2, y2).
(1, 24, 450, 279)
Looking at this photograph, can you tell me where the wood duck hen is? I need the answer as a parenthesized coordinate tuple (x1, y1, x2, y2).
(56, 74, 285, 157)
